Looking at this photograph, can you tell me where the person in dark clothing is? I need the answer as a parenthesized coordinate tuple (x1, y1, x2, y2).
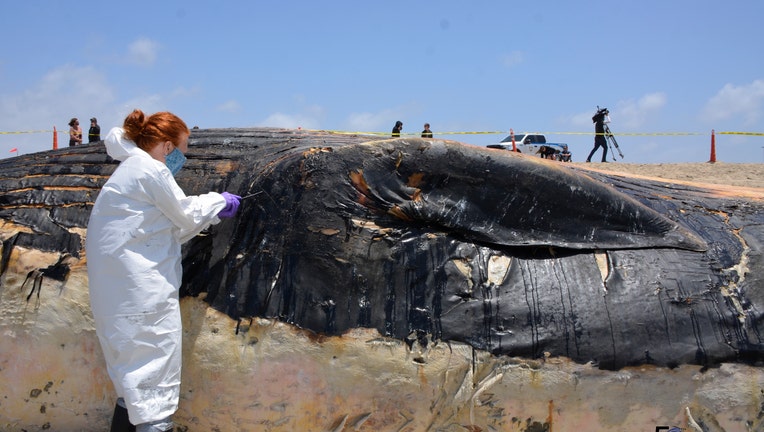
(392, 121, 403, 137)
(88, 117, 101, 143)
(586, 108, 610, 162)
(559, 144, 572, 162)
(421, 123, 433, 138)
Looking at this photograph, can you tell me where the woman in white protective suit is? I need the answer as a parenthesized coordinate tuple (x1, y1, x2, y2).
(86, 109, 241, 432)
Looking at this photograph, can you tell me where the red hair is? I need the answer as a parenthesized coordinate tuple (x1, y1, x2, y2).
(122, 109, 190, 151)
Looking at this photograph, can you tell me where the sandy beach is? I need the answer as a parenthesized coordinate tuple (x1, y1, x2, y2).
(572, 162, 764, 189)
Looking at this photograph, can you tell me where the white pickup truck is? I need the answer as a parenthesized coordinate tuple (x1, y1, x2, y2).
(487, 133, 571, 161)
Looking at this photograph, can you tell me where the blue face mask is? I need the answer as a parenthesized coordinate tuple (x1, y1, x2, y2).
(165, 148, 186, 176)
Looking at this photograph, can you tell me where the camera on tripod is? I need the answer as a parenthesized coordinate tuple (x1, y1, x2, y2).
(593, 106, 609, 123)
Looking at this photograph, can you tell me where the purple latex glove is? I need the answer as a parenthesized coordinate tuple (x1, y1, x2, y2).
(218, 192, 241, 218)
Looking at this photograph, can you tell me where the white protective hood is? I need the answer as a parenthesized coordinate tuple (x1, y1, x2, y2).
(104, 126, 143, 161)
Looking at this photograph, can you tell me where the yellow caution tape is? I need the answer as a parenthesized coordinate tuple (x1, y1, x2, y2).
(308, 130, 763, 137)
(512, 131, 709, 137)
(308, 130, 508, 136)
(0, 130, 57, 135)
(717, 131, 764, 136)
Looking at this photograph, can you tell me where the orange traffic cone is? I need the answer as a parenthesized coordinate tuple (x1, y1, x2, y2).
(510, 128, 517, 152)
(53, 126, 58, 150)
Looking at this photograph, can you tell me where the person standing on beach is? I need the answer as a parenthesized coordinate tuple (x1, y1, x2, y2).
(88, 117, 101, 143)
(421, 123, 433, 138)
(586, 108, 610, 162)
(87, 109, 242, 431)
(68, 118, 82, 146)
(392, 121, 403, 137)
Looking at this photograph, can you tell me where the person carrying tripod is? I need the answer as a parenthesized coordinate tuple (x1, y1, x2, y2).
(586, 107, 610, 162)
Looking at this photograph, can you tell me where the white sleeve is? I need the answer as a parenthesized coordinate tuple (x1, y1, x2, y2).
(175, 193, 227, 244)
(145, 164, 228, 244)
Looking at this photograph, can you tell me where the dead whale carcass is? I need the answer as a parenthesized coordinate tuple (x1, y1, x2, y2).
(1, 128, 763, 431)
(1, 128, 763, 370)
(178, 129, 761, 370)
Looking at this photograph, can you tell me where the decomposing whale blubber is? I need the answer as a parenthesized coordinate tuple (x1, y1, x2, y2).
(1, 128, 763, 431)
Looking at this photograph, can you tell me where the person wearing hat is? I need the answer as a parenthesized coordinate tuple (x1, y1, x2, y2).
(88, 117, 101, 143)
(559, 144, 572, 162)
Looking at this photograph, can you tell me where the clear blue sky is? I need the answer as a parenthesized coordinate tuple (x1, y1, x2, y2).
(2, 1, 763, 162)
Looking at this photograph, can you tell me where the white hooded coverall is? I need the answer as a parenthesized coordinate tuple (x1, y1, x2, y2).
(86, 127, 226, 425)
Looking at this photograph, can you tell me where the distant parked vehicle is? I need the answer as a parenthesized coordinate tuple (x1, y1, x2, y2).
(488, 133, 571, 162)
